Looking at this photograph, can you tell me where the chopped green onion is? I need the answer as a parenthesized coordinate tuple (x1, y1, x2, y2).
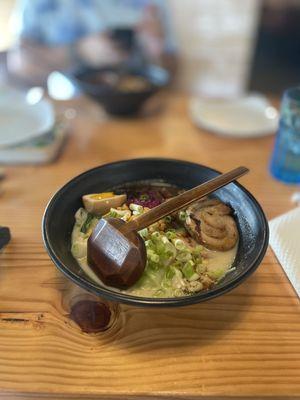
(182, 260, 195, 279)
(75, 208, 88, 225)
(139, 194, 149, 201)
(207, 267, 226, 280)
(129, 203, 144, 213)
(176, 251, 192, 262)
(147, 249, 160, 263)
(138, 228, 149, 239)
(145, 240, 153, 249)
(166, 230, 177, 240)
(153, 289, 164, 297)
(80, 213, 94, 234)
(174, 288, 184, 296)
(179, 211, 187, 221)
(166, 267, 176, 280)
(71, 240, 87, 258)
(161, 236, 170, 244)
(151, 231, 160, 240)
(188, 273, 200, 282)
(172, 238, 186, 251)
(192, 245, 203, 256)
(148, 261, 160, 271)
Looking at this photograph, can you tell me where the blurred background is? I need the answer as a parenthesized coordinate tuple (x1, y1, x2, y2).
(0, 0, 300, 169)
(1, 0, 300, 95)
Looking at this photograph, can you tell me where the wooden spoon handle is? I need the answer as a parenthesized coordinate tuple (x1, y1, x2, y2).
(122, 166, 249, 234)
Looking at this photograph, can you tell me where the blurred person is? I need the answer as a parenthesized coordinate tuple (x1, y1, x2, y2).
(8, 0, 177, 86)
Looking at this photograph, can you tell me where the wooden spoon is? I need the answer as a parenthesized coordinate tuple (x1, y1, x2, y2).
(87, 166, 249, 289)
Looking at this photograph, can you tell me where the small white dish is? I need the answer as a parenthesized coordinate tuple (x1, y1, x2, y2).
(189, 93, 278, 138)
(0, 85, 55, 148)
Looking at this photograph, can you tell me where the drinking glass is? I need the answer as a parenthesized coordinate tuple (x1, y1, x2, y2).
(270, 87, 300, 183)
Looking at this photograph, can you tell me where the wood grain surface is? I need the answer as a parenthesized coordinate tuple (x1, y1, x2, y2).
(0, 94, 300, 399)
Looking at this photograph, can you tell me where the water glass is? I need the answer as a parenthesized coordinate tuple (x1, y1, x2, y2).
(270, 87, 300, 183)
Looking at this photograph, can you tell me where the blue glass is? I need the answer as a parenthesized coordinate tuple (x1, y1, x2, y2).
(270, 87, 300, 183)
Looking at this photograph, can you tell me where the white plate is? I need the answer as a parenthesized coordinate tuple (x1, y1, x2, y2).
(189, 94, 278, 138)
(0, 85, 55, 148)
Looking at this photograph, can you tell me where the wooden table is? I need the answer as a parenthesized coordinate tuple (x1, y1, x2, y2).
(0, 94, 299, 400)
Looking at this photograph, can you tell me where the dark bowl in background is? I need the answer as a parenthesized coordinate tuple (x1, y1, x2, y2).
(42, 158, 269, 307)
(69, 64, 169, 116)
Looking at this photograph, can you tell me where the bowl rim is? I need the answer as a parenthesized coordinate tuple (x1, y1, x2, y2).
(42, 157, 269, 307)
(68, 64, 169, 95)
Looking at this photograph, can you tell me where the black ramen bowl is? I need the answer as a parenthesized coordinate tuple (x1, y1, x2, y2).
(42, 158, 269, 307)
(69, 64, 169, 116)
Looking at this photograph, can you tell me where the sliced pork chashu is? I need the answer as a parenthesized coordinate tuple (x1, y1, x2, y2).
(183, 198, 238, 251)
